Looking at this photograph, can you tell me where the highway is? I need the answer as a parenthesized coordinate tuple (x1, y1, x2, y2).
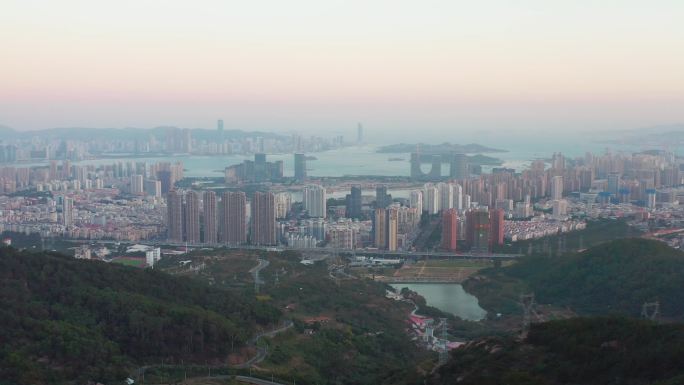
(73, 239, 522, 259)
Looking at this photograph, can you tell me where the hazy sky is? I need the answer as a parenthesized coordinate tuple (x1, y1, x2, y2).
(2, 0, 684, 140)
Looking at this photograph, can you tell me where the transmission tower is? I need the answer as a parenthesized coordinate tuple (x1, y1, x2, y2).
(520, 293, 536, 337)
(641, 301, 660, 321)
(438, 318, 449, 365)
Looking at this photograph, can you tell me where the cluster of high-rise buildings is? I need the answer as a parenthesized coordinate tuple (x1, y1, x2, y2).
(0, 123, 355, 164)
(165, 189, 278, 246)
(3, 145, 683, 253)
(224, 152, 310, 184)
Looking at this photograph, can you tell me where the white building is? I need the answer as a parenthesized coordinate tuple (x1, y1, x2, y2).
(437, 183, 453, 212)
(275, 192, 292, 219)
(551, 175, 563, 200)
(410, 190, 423, 214)
(303, 184, 326, 218)
(453, 184, 463, 211)
(424, 184, 439, 214)
(130, 174, 144, 195)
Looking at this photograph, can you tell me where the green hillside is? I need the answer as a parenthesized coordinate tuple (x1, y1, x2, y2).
(430, 317, 684, 385)
(0, 247, 280, 385)
(465, 238, 684, 317)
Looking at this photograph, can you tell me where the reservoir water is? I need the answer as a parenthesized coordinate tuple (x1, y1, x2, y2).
(390, 283, 487, 321)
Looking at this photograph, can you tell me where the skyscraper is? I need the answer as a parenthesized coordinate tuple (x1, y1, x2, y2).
(130, 174, 144, 195)
(410, 190, 423, 213)
(303, 184, 326, 218)
(203, 191, 217, 244)
(607, 172, 620, 195)
(157, 170, 173, 194)
(449, 153, 469, 180)
(466, 209, 491, 253)
(373, 208, 387, 249)
(552, 152, 565, 170)
(251, 191, 276, 245)
(489, 208, 504, 248)
(274, 192, 292, 219)
(345, 185, 362, 219)
(437, 182, 453, 212)
(62, 196, 74, 227)
(184, 191, 201, 244)
(166, 190, 183, 242)
(425, 184, 440, 214)
(294, 153, 307, 183)
(551, 175, 563, 200)
(387, 207, 398, 251)
(453, 184, 463, 210)
(441, 208, 458, 252)
(220, 191, 247, 244)
(357, 122, 363, 143)
(376, 184, 391, 208)
(144, 179, 162, 197)
(254, 153, 267, 182)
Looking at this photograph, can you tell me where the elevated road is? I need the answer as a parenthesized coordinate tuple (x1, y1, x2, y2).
(74, 239, 522, 260)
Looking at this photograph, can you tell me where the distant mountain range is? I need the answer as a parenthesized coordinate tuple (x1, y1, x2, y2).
(377, 142, 507, 154)
(0, 125, 286, 141)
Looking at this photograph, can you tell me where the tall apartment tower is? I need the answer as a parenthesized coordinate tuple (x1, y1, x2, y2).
(144, 179, 162, 198)
(184, 191, 201, 244)
(130, 174, 144, 195)
(489, 208, 504, 248)
(376, 185, 391, 209)
(251, 191, 276, 245)
(294, 153, 307, 183)
(254, 153, 267, 182)
(345, 185, 362, 219)
(551, 175, 564, 200)
(387, 207, 398, 251)
(274, 192, 292, 219)
(425, 184, 440, 214)
(303, 184, 326, 218)
(437, 182, 454, 212)
(166, 190, 183, 242)
(441, 208, 458, 252)
(466, 208, 491, 253)
(373, 208, 387, 249)
(449, 153, 469, 180)
(62, 196, 74, 227)
(410, 190, 423, 213)
(203, 191, 217, 244)
(220, 191, 247, 244)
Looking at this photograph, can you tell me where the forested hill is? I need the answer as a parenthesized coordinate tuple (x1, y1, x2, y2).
(0, 247, 281, 385)
(465, 238, 684, 318)
(430, 317, 684, 385)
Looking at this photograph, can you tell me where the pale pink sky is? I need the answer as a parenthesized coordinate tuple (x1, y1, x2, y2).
(2, 0, 684, 136)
